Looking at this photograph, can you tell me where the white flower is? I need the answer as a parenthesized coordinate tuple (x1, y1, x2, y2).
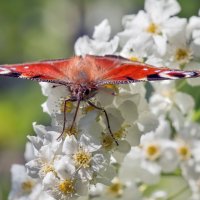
(144, 0, 181, 23)
(136, 111, 158, 133)
(175, 124, 200, 199)
(177, 121, 200, 141)
(28, 123, 61, 151)
(119, 147, 161, 184)
(187, 11, 200, 56)
(113, 83, 158, 146)
(61, 135, 109, 181)
(75, 19, 119, 56)
(118, 0, 186, 56)
(120, 34, 153, 61)
(163, 18, 200, 76)
(120, 117, 179, 181)
(150, 80, 195, 116)
(188, 179, 200, 200)
(78, 108, 103, 143)
(140, 128, 179, 173)
(43, 172, 88, 200)
(40, 82, 70, 116)
(26, 141, 61, 179)
(184, 11, 200, 86)
(166, 42, 193, 68)
(181, 159, 200, 197)
(9, 164, 53, 200)
(24, 142, 36, 162)
(90, 177, 142, 200)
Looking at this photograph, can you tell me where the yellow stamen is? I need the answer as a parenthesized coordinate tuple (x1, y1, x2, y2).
(177, 144, 191, 160)
(21, 180, 34, 193)
(107, 178, 124, 197)
(114, 128, 126, 140)
(139, 184, 148, 193)
(73, 148, 92, 168)
(60, 100, 74, 113)
(63, 127, 78, 137)
(41, 164, 55, 175)
(144, 143, 161, 160)
(146, 23, 160, 34)
(82, 105, 95, 114)
(129, 56, 141, 62)
(161, 89, 175, 98)
(101, 134, 114, 150)
(59, 179, 75, 195)
(175, 48, 192, 64)
(104, 84, 119, 94)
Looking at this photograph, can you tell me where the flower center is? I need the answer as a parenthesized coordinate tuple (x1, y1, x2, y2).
(82, 105, 95, 114)
(64, 126, 78, 136)
(130, 56, 142, 62)
(41, 164, 55, 175)
(107, 179, 124, 197)
(144, 143, 161, 160)
(60, 100, 74, 113)
(114, 128, 126, 140)
(21, 180, 34, 193)
(101, 134, 114, 150)
(175, 48, 192, 64)
(59, 179, 75, 195)
(146, 22, 160, 34)
(177, 144, 191, 160)
(73, 149, 92, 168)
(162, 89, 175, 98)
(104, 84, 119, 94)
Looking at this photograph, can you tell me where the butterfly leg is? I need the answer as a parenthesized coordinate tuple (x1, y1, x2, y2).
(57, 98, 73, 140)
(87, 101, 118, 146)
(70, 98, 81, 132)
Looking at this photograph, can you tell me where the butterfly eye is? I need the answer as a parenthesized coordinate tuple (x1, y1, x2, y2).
(85, 89, 90, 96)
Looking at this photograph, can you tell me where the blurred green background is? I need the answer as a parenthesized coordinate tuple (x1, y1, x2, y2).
(0, 0, 200, 199)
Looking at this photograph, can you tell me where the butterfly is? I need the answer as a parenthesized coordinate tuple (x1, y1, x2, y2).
(0, 55, 199, 144)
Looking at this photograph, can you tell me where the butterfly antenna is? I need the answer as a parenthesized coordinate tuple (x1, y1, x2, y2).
(87, 101, 119, 146)
(57, 98, 73, 140)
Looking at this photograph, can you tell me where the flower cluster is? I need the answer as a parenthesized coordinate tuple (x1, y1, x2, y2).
(9, 0, 200, 200)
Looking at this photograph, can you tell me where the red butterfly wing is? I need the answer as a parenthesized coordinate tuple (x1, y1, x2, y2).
(0, 55, 199, 86)
(0, 58, 73, 85)
(90, 55, 200, 84)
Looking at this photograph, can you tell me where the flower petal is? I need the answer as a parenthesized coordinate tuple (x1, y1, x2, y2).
(93, 19, 111, 41)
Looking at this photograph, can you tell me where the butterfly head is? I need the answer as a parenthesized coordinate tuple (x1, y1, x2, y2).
(69, 84, 98, 101)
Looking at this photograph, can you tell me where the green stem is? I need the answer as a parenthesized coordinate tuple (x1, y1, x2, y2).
(166, 185, 189, 200)
(176, 80, 186, 90)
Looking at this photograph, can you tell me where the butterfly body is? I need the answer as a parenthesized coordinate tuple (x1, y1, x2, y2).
(68, 84, 98, 101)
